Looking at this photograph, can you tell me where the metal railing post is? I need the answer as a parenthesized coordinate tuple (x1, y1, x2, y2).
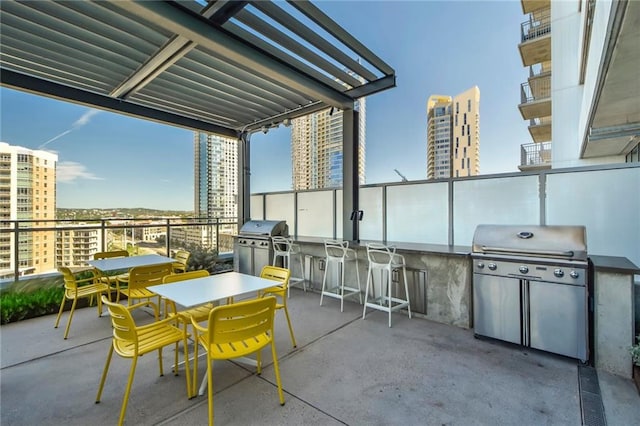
(165, 218, 171, 256)
(13, 221, 20, 281)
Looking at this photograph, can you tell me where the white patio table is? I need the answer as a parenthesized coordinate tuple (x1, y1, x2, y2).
(87, 254, 174, 272)
(152, 271, 279, 395)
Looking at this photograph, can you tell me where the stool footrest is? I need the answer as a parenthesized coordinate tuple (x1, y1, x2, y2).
(321, 286, 361, 300)
(364, 298, 410, 312)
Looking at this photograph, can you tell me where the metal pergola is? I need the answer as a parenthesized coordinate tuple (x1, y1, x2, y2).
(0, 0, 396, 239)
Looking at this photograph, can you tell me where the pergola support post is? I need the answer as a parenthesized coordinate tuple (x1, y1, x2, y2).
(238, 132, 251, 228)
(342, 107, 360, 242)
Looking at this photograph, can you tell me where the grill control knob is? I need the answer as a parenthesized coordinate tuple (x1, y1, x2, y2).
(554, 268, 564, 278)
(570, 270, 580, 279)
(488, 262, 497, 271)
(477, 262, 485, 269)
(519, 265, 529, 274)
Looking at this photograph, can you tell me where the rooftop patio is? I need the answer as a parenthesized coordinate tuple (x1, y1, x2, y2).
(2, 286, 638, 425)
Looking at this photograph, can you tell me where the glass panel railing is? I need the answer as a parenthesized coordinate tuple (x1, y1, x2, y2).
(297, 190, 334, 237)
(453, 175, 540, 246)
(1, 217, 236, 285)
(547, 167, 640, 267)
(386, 182, 449, 244)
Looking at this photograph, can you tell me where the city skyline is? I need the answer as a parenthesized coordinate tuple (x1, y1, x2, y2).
(0, 1, 530, 210)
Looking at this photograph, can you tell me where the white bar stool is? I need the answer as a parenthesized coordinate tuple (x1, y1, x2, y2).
(363, 243, 411, 327)
(271, 236, 306, 297)
(320, 240, 362, 312)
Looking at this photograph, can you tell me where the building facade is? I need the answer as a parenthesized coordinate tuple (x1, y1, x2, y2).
(193, 132, 238, 251)
(0, 142, 57, 278)
(291, 98, 366, 190)
(426, 87, 480, 179)
(517, 0, 639, 169)
(194, 132, 238, 219)
(55, 225, 102, 268)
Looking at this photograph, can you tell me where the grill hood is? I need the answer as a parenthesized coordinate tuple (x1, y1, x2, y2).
(239, 220, 288, 237)
(472, 225, 587, 261)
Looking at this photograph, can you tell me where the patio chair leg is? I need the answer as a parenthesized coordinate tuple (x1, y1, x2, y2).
(118, 357, 139, 426)
(96, 345, 114, 403)
(54, 293, 66, 329)
(63, 298, 78, 339)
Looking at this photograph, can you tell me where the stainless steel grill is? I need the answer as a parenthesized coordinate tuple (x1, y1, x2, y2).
(471, 224, 589, 362)
(234, 220, 288, 276)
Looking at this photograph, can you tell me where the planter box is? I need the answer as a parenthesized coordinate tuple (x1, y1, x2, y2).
(634, 365, 640, 395)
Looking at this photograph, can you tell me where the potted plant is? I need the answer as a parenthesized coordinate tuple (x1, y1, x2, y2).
(631, 335, 640, 394)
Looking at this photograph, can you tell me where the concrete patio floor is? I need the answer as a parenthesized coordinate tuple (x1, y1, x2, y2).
(1, 286, 639, 425)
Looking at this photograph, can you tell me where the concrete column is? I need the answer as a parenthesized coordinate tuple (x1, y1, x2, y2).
(594, 270, 635, 377)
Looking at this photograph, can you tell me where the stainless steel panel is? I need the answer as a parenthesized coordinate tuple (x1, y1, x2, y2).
(239, 220, 288, 237)
(473, 273, 521, 344)
(235, 243, 253, 275)
(472, 224, 587, 261)
(252, 247, 271, 277)
(529, 280, 588, 361)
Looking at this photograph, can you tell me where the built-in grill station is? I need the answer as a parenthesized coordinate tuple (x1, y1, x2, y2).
(472, 225, 589, 362)
(234, 220, 288, 276)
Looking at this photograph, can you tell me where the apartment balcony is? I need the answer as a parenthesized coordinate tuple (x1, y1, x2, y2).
(518, 8, 551, 67)
(529, 116, 552, 142)
(521, 0, 550, 15)
(518, 73, 551, 120)
(519, 141, 552, 171)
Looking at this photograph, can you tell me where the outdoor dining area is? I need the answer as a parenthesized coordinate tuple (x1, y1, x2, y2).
(2, 243, 639, 426)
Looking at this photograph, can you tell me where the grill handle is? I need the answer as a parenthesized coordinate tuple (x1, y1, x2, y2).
(480, 246, 575, 258)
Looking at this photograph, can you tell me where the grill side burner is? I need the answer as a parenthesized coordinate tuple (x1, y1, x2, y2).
(471, 225, 589, 363)
(234, 220, 288, 276)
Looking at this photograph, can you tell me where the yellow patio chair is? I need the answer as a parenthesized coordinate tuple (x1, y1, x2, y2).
(94, 250, 129, 296)
(96, 296, 192, 426)
(172, 249, 191, 273)
(163, 270, 215, 329)
(117, 263, 173, 314)
(54, 266, 111, 339)
(191, 296, 284, 426)
(259, 265, 297, 348)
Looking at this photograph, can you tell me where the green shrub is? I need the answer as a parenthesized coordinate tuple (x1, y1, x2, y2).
(0, 287, 65, 324)
(631, 335, 640, 366)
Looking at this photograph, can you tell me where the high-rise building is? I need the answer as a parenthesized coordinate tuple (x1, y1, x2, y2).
(517, 1, 552, 170)
(194, 132, 238, 219)
(0, 142, 57, 278)
(193, 132, 238, 252)
(426, 87, 480, 179)
(516, 0, 638, 168)
(291, 98, 366, 190)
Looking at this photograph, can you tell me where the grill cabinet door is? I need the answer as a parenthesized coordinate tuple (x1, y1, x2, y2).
(528, 280, 587, 361)
(473, 273, 521, 345)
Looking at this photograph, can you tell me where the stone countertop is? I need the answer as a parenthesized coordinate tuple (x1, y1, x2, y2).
(292, 236, 471, 257)
(590, 255, 640, 274)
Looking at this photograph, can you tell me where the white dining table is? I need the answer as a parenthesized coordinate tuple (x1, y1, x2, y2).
(87, 254, 174, 272)
(152, 271, 278, 396)
(151, 271, 276, 308)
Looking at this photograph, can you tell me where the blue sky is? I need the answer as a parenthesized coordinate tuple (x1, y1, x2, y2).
(0, 1, 529, 211)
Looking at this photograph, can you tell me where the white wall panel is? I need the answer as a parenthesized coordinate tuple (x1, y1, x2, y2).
(250, 195, 263, 220)
(359, 186, 383, 241)
(297, 191, 334, 237)
(453, 176, 539, 246)
(265, 193, 295, 234)
(547, 167, 640, 266)
(386, 182, 449, 244)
